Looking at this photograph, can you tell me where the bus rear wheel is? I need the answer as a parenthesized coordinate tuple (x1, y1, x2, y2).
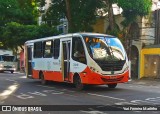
(108, 84, 117, 88)
(40, 73, 47, 85)
(11, 71, 14, 73)
(74, 76, 84, 90)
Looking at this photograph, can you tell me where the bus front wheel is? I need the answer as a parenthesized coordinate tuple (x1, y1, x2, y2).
(40, 73, 47, 85)
(108, 84, 117, 88)
(74, 76, 84, 90)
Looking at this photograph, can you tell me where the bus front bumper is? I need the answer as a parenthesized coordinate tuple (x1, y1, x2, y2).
(79, 67, 129, 85)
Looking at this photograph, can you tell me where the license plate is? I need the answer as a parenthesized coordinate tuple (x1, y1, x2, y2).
(110, 76, 117, 79)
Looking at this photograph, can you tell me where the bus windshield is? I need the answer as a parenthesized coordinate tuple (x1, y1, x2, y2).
(0, 55, 15, 62)
(83, 36, 126, 62)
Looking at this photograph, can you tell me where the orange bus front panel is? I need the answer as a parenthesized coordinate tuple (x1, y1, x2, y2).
(79, 67, 129, 85)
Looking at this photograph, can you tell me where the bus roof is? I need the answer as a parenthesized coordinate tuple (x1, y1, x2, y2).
(80, 32, 115, 38)
(25, 33, 115, 44)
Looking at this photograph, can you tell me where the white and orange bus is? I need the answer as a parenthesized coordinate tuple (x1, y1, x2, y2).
(25, 33, 129, 90)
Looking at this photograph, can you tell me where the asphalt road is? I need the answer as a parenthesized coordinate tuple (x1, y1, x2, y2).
(0, 72, 160, 114)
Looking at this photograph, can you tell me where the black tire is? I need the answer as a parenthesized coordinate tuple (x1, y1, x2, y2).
(40, 73, 47, 85)
(11, 71, 14, 73)
(74, 76, 84, 90)
(108, 83, 117, 88)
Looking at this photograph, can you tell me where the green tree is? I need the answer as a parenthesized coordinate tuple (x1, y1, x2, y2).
(117, 0, 152, 36)
(0, 0, 21, 26)
(1, 22, 58, 50)
(43, 0, 103, 32)
(103, 0, 117, 31)
(0, 0, 39, 49)
(1, 22, 36, 50)
(17, 0, 39, 24)
(116, 0, 152, 58)
(0, 0, 38, 26)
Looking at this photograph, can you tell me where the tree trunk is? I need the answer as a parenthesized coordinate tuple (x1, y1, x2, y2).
(124, 23, 132, 60)
(108, 1, 115, 31)
(105, 0, 115, 31)
(65, 0, 73, 31)
(20, 45, 24, 50)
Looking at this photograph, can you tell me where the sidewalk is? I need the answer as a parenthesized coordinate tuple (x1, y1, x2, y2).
(126, 77, 160, 86)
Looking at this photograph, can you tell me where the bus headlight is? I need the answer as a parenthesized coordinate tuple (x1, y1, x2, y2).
(90, 67, 101, 74)
(124, 66, 129, 72)
(90, 67, 96, 72)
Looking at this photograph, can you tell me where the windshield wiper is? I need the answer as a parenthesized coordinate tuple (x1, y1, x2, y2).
(104, 38, 114, 60)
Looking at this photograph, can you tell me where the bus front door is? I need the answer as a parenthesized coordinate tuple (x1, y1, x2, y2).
(62, 41, 71, 82)
(26, 46, 33, 78)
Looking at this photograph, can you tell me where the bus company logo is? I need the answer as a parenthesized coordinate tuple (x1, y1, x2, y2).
(47, 61, 51, 70)
(73, 63, 78, 66)
(53, 62, 59, 65)
(2, 106, 11, 111)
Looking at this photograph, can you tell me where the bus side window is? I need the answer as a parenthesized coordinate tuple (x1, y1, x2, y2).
(72, 37, 86, 64)
(53, 39, 60, 59)
(43, 40, 53, 58)
(34, 42, 43, 58)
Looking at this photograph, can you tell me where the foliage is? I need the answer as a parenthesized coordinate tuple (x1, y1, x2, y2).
(0, 0, 38, 26)
(17, 0, 39, 25)
(1, 22, 59, 49)
(117, 0, 152, 26)
(44, 0, 65, 26)
(36, 0, 46, 13)
(0, 0, 153, 51)
(0, 0, 41, 50)
(0, 0, 21, 26)
(106, 26, 120, 36)
(44, 0, 103, 32)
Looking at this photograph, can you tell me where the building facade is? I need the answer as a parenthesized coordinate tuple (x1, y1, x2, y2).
(93, 0, 160, 79)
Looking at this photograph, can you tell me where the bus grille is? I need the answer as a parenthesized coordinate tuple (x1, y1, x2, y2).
(97, 60, 125, 71)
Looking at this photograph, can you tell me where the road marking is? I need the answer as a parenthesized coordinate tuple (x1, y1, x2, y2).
(0, 84, 18, 101)
(28, 91, 47, 96)
(146, 97, 160, 103)
(130, 100, 159, 105)
(87, 93, 125, 101)
(61, 89, 75, 92)
(6, 79, 17, 83)
(129, 86, 133, 88)
(37, 85, 55, 88)
(43, 90, 64, 94)
(0, 84, 18, 97)
(115, 102, 137, 105)
(16, 93, 34, 99)
(37, 85, 75, 92)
